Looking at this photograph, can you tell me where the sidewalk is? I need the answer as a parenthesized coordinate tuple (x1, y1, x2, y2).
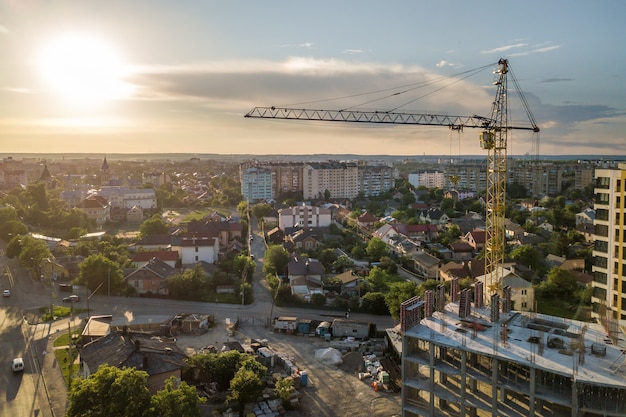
(30, 314, 84, 417)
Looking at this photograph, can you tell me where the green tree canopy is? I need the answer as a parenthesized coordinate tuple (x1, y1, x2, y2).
(385, 281, 420, 320)
(251, 203, 274, 219)
(227, 368, 264, 417)
(166, 264, 209, 301)
(66, 365, 152, 417)
(366, 237, 388, 262)
(263, 244, 290, 276)
(149, 376, 205, 417)
(509, 244, 544, 273)
(78, 254, 124, 293)
(140, 214, 169, 236)
(360, 291, 389, 315)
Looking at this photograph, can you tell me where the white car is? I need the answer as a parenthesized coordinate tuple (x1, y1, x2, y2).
(2, 289, 10, 297)
(12, 358, 24, 373)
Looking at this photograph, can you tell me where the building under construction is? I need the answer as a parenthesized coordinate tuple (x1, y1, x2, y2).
(391, 279, 626, 417)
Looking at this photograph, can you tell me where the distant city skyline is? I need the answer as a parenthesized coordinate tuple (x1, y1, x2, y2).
(1, 1, 625, 156)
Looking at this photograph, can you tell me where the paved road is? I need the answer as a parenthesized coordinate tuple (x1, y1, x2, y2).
(0, 251, 52, 417)
(0, 219, 398, 416)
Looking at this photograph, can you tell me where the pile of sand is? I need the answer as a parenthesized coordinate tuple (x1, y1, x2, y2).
(340, 351, 366, 373)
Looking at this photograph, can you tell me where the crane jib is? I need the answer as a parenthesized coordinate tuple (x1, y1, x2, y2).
(244, 107, 538, 132)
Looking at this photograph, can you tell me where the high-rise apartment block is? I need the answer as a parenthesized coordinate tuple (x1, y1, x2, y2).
(592, 163, 626, 337)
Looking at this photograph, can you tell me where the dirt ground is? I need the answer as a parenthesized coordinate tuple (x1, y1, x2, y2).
(175, 319, 402, 417)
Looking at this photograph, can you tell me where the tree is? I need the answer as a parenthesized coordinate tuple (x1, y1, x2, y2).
(150, 377, 205, 417)
(367, 266, 390, 292)
(310, 293, 326, 306)
(227, 368, 264, 417)
(385, 281, 420, 320)
(140, 214, 169, 236)
(537, 267, 580, 299)
(5, 234, 51, 274)
(263, 244, 290, 276)
(332, 255, 354, 273)
(360, 291, 389, 315)
(66, 365, 152, 417)
(166, 265, 209, 301)
(509, 244, 544, 273)
(366, 237, 388, 262)
(78, 254, 123, 293)
(251, 203, 273, 219)
(274, 376, 295, 409)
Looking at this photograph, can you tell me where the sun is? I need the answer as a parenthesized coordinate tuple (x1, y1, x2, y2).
(35, 33, 134, 105)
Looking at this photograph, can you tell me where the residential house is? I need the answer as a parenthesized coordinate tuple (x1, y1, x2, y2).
(545, 254, 566, 269)
(334, 270, 360, 296)
(186, 219, 243, 247)
(448, 242, 474, 260)
(285, 228, 323, 251)
(393, 223, 438, 243)
(129, 234, 173, 252)
(47, 255, 85, 282)
(74, 195, 110, 227)
(576, 223, 595, 243)
(372, 223, 399, 246)
(476, 267, 534, 312)
(412, 251, 441, 280)
(278, 203, 332, 231)
(130, 251, 179, 269)
(265, 226, 285, 244)
(80, 331, 187, 393)
(175, 234, 219, 266)
(81, 315, 113, 344)
(505, 219, 526, 240)
(288, 257, 324, 300)
(124, 258, 176, 296)
(463, 229, 486, 252)
(419, 208, 449, 226)
(126, 205, 144, 223)
(575, 207, 595, 226)
(357, 212, 379, 229)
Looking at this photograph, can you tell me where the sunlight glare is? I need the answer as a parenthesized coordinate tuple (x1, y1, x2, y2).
(36, 34, 134, 104)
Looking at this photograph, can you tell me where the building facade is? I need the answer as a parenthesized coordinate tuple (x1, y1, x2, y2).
(592, 163, 626, 337)
(240, 166, 273, 202)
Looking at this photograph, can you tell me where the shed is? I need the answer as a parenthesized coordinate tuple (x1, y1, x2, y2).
(331, 318, 371, 339)
(316, 321, 331, 337)
(274, 316, 298, 333)
(297, 319, 312, 335)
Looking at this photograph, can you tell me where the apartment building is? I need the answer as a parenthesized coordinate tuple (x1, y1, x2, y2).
(408, 171, 446, 189)
(240, 166, 273, 202)
(395, 281, 626, 417)
(592, 163, 626, 338)
(278, 203, 332, 231)
(303, 161, 359, 200)
(357, 163, 395, 197)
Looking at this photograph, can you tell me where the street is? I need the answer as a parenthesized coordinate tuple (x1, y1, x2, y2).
(0, 219, 398, 416)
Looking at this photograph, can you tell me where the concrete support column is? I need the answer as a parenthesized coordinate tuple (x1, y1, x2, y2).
(529, 367, 536, 416)
(571, 379, 579, 417)
(429, 343, 436, 417)
(491, 357, 499, 416)
(459, 351, 467, 417)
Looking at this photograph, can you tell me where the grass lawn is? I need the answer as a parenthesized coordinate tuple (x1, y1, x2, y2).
(53, 327, 83, 388)
(537, 298, 592, 321)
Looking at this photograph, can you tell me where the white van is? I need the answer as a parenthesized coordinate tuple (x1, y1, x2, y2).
(12, 358, 24, 373)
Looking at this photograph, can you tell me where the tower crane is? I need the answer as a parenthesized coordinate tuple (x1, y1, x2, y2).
(245, 58, 539, 303)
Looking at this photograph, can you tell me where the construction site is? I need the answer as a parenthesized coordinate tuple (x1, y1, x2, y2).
(388, 279, 626, 417)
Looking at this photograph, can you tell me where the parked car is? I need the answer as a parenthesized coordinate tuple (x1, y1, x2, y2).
(2, 289, 10, 297)
(12, 358, 24, 373)
(62, 294, 80, 303)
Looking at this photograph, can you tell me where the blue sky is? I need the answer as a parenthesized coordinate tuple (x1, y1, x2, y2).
(1, 1, 624, 156)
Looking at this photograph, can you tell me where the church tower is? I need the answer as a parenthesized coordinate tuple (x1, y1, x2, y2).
(100, 156, 110, 185)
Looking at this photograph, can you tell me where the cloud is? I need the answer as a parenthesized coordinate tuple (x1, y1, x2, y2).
(342, 49, 366, 55)
(539, 78, 573, 84)
(481, 43, 527, 54)
(280, 42, 314, 49)
(127, 57, 492, 117)
(509, 44, 560, 57)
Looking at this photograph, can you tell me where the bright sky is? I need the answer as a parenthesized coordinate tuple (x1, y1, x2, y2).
(1, 1, 625, 156)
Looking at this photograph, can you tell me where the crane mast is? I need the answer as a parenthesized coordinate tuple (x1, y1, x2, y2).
(245, 58, 539, 304)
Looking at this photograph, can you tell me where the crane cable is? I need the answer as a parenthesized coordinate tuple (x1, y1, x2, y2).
(274, 62, 497, 111)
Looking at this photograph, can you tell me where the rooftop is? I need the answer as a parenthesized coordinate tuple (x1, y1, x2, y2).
(390, 302, 626, 388)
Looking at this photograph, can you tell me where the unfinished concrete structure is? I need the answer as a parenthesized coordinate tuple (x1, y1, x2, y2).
(396, 282, 626, 417)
